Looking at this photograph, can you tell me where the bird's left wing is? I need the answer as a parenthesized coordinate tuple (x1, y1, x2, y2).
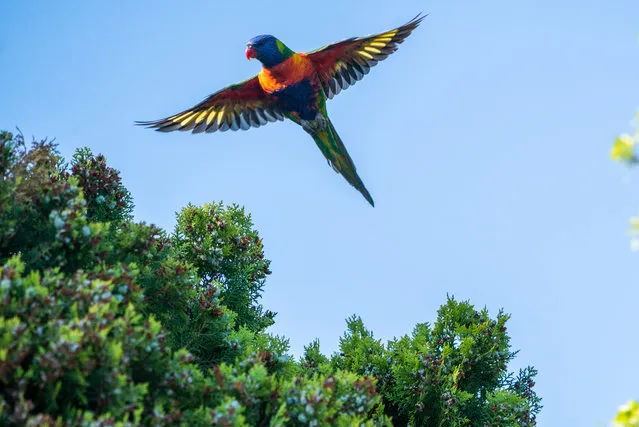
(136, 76, 284, 133)
(307, 14, 425, 99)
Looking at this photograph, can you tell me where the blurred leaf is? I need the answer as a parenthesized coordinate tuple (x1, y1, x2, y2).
(611, 134, 637, 163)
(614, 400, 639, 427)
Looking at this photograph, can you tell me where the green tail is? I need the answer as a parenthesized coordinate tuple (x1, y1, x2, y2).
(311, 118, 375, 207)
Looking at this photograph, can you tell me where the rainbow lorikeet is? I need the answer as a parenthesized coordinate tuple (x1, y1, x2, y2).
(137, 14, 425, 206)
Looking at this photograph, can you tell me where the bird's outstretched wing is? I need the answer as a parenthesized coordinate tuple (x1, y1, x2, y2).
(307, 14, 425, 99)
(136, 76, 284, 133)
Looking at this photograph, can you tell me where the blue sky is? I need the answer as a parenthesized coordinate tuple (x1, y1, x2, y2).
(2, 1, 638, 425)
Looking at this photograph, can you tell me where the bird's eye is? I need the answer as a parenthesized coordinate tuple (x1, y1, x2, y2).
(258, 40, 265, 46)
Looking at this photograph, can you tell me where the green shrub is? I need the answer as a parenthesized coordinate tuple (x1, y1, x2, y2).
(0, 130, 541, 425)
(300, 300, 541, 426)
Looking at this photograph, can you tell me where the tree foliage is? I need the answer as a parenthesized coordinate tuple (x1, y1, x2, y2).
(0, 130, 541, 425)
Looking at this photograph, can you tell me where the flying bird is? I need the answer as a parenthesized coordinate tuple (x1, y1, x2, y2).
(137, 14, 425, 206)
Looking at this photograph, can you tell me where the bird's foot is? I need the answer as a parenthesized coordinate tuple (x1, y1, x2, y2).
(300, 120, 314, 134)
(314, 113, 327, 131)
(300, 113, 328, 134)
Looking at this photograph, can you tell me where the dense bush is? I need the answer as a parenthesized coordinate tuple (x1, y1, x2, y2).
(0, 130, 541, 425)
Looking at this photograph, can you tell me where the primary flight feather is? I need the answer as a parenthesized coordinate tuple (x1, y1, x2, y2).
(136, 14, 425, 206)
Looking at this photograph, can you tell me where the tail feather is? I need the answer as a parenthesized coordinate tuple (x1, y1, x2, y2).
(311, 118, 375, 207)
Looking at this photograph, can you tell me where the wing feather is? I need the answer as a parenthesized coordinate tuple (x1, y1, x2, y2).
(136, 76, 283, 134)
(307, 14, 425, 99)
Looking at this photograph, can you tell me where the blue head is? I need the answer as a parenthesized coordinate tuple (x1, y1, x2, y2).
(245, 35, 293, 68)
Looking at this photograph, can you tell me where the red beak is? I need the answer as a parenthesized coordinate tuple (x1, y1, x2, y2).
(245, 46, 256, 60)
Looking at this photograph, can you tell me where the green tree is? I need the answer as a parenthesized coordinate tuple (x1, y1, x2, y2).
(70, 147, 133, 223)
(173, 202, 275, 334)
(0, 130, 541, 425)
(300, 299, 541, 426)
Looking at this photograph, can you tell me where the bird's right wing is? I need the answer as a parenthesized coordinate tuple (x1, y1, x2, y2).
(136, 76, 284, 133)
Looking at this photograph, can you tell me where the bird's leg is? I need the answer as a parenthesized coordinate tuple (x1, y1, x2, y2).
(314, 113, 327, 131)
(300, 113, 328, 134)
(300, 120, 314, 134)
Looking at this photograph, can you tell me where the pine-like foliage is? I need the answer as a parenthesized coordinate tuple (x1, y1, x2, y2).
(0, 130, 541, 425)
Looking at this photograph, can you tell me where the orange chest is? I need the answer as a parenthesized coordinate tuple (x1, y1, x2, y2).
(258, 53, 316, 94)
